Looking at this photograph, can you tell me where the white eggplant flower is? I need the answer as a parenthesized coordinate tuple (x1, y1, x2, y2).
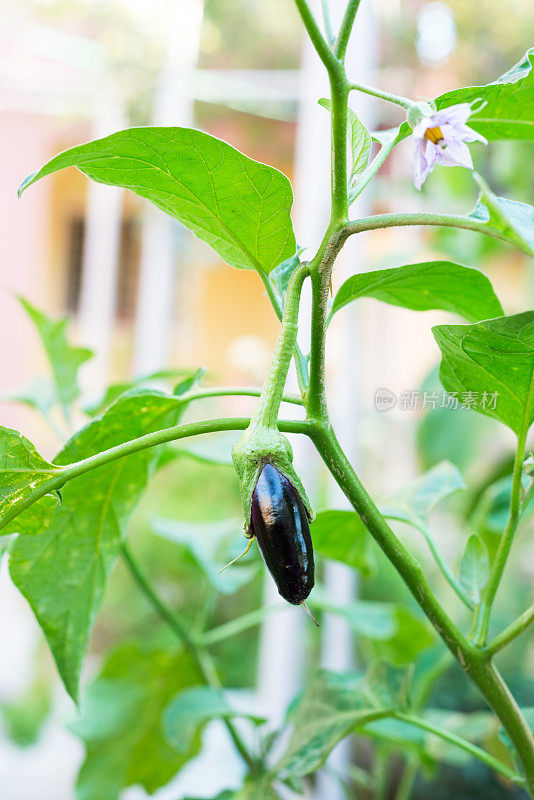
(412, 103, 488, 190)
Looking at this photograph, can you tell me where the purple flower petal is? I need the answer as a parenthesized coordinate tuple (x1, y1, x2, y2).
(434, 103, 472, 126)
(435, 139, 474, 170)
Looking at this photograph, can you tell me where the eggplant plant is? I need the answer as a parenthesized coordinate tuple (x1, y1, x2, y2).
(2, 1, 534, 798)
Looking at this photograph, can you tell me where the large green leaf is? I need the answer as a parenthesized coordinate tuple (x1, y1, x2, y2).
(72, 643, 200, 800)
(433, 312, 534, 437)
(311, 509, 376, 577)
(19, 297, 93, 417)
(435, 48, 534, 141)
(330, 261, 503, 323)
(279, 664, 411, 777)
(469, 174, 534, 257)
(164, 686, 264, 752)
(459, 535, 490, 606)
(19, 127, 296, 274)
(9, 390, 183, 699)
(0, 428, 63, 531)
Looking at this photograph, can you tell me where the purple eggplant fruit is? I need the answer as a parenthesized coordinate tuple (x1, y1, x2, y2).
(250, 463, 314, 605)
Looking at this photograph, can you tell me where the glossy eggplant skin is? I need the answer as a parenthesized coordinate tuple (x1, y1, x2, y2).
(250, 463, 314, 605)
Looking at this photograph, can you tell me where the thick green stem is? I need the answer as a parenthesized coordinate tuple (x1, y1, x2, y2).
(312, 424, 534, 793)
(473, 430, 527, 646)
(311, 424, 472, 656)
(121, 543, 256, 770)
(486, 604, 534, 655)
(251, 264, 310, 429)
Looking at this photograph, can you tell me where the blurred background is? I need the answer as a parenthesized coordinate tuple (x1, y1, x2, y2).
(1, 0, 533, 798)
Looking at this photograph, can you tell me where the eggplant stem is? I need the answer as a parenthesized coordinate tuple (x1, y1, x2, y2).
(219, 537, 255, 573)
(303, 601, 320, 627)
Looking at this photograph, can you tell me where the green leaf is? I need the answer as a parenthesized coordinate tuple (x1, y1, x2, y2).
(270, 247, 304, 306)
(72, 642, 201, 800)
(234, 776, 281, 800)
(151, 517, 256, 594)
(319, 99, 372, 197)
(459, 535, 490, 605)
(0, 428, 63, 532)
(435, 48, 534, 141)
(311, 597, 433, 663)
(433, 312, 534, 437)
(9, 390, 183, 699)
(468, 175, 534, 257)
(279, 664, 411, 777)
(382, 461, 466, 531)
(19, 297, 93, 417)
(173, 366, 206, 396)
(164, 686, 264, 752)
(84, 368, 196, 416)
(19, 127, 296, 274)
(311, 509, 377, 577)
(330, 261, 503, 323)
(0, 669, 52, 747)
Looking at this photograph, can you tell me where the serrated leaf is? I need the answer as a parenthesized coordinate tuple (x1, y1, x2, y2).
(19, 297, 93, 417)
(151, 517, 256, 594)
(319, 99, 372, 196)
(311, 509, 377, 577)
(468, 177, 534, 257)
(330, 261, 503, 323)
(9, 391, 184, 699)
(0, 427, 63, 532)
(164, 686, 264, 752)
(459, 535, 490, 605)
(433, 312, 534, 437)
(435, 48, 534, 141)
(19, 127, 296, 274)
(72, 643, 201, 800)
(279, 665, 411, 777)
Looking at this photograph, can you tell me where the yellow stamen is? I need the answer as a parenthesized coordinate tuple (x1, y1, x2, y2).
(424, 125, 444, 144)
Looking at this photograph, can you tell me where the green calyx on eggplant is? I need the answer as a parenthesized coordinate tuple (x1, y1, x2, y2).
(249, 463, 314, 606)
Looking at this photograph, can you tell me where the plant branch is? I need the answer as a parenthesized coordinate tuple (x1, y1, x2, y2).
(349, 130, 405, 203)
(486, 604, 534, 656)
(293, 0, 340, 73)
(312, 424, 534, 793)
(333, 0, 362, 60)
(311, 424, 473, 656)
(349, 82, 412, 109)
(258, 269, 310, 395)
(200, 603, 284, 646)
(251, 264, 310, 429)
(393, 712, 525, 786)
(321, 0, 335, 45)
(186, 386, 304, 406)
(473, 429, 528, 646)
(121, 543, 256, 769)
(0, 417, 316, 531)
(343, 212, 534, 256)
